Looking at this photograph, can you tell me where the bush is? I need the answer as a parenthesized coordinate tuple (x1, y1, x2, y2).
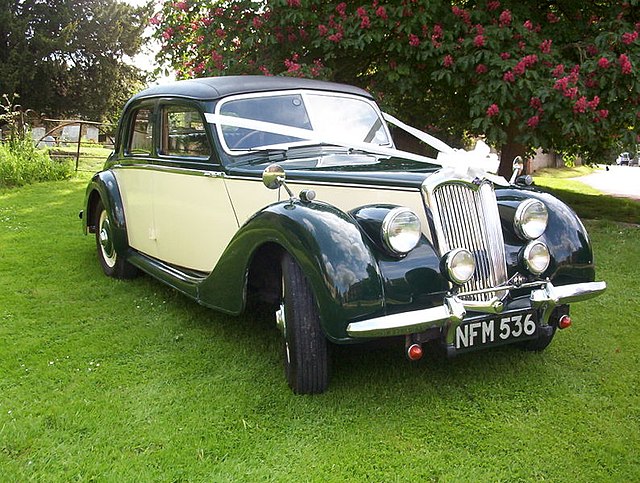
(0, 134, 72, 187)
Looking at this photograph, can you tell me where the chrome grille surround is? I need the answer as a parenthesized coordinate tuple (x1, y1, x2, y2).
(422, 175, 508, 306)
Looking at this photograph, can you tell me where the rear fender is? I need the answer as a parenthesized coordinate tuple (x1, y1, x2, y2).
(197, 200, 385, 341)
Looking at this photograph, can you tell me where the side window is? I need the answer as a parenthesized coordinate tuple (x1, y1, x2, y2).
(161, 106, 211, 158)
(128, 108, 153, 156)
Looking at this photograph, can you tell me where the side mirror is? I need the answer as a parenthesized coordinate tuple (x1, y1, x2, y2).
(262, 163, 294, 199)
(510, 156, 524, 184)
(262, 163, 286, 190)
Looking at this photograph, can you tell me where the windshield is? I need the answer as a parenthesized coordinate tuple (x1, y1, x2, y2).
(216, 91, 391, 152)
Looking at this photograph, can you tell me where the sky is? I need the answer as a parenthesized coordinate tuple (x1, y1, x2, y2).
(121, 0, 175, 85)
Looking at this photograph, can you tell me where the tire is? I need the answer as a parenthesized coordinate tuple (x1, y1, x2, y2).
(277, 252, 329, 394)
(94, 200, 138, 279)
(520, 324, 556, 351)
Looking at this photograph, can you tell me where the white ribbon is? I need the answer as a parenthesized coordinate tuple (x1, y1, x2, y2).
(204, 112, 508, 185)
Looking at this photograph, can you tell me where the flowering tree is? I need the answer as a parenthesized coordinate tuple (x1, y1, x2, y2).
(152, 0, 640, 175)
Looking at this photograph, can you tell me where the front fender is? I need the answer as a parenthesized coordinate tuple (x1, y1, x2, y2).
(197, 200, 385, 341)
(497, 187, 596, 285)
(83, 170, 129, 256)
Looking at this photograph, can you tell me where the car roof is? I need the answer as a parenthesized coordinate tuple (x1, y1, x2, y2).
(130, 76, 374, 102)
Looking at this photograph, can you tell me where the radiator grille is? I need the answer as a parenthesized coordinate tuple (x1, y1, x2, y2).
(431, 181, 508, 302)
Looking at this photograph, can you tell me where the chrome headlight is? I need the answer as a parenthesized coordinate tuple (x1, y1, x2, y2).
(443, 248, 476, 285)
(514, 199, 548, 240)
(523, 241, 550, 275)
(381, 208, 421, 255)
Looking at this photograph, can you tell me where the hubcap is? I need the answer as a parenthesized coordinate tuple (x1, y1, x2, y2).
(98, 210, 117, 268)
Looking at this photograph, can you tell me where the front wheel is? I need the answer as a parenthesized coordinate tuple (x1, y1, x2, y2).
(277, 252, 329, 394)
(94, 200, 138, 279)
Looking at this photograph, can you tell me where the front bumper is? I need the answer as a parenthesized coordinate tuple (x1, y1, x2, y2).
(346, 280, 607, 338)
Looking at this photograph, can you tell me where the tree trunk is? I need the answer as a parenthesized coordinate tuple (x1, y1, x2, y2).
(499, 122, 526, 179)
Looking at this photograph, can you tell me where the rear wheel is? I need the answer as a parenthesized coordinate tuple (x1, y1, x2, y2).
(277, 252, 329, 394)
(94, 200, 138, 279)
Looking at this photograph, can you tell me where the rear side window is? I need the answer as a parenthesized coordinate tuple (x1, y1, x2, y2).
(161, 106, 211, 158)
(128, 108, 153, 156)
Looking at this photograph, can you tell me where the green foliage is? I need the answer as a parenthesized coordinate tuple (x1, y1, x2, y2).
(151, 0, 640, 169)
(0, 135, 72, 187)
(0, 0, 152, 122)
(0, 178, 639, 480)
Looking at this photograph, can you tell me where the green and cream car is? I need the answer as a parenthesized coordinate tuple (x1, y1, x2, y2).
(82, 76, 606, 394)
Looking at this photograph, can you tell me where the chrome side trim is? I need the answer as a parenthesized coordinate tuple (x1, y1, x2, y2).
(346, 280, 607, 338)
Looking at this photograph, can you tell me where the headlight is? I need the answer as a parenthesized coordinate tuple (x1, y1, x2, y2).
(381, 208, 421, 255)
(443, 248, 476, 285)
(514, 199, 548, 240)
(523, 241, 550, 275)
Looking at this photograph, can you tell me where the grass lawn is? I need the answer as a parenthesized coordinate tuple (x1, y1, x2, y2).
(0, 174, 638, 481)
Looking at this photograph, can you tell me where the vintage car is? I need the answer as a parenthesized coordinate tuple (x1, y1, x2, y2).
(82, 76, 606, 394)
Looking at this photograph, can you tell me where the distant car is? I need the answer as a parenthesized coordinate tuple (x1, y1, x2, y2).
(616, 152, 632, 165)
(81, 76, 606, 394)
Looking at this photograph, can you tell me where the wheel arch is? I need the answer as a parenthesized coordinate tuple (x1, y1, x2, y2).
(83, 170, 129, 257)
(197, 200, 386, 342)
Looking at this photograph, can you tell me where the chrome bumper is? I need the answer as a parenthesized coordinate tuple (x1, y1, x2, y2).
(346, 280, 607, 338)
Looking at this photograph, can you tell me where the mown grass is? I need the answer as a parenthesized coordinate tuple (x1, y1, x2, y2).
(0, 175, 638, 481)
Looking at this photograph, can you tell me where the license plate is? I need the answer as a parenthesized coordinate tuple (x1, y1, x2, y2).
(455, 311, 538, 351)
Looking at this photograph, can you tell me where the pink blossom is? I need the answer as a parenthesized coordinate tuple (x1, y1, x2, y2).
(360, 16, 370, 28)
(526, 115, 540, 128)
(487, 1, 500, 10)
(356, 6, 367, 18)
(524, 20, 533, 30)
(474, 34, 485, 47)
(318, 24, 328, 36)
(547, 12, 559, 23)
(622, 31, 638, 45)
(476, 64, 488, 74)
(285, 58, 301, 73)
(540, 39, 552, 54)
(619, 53, 633, 74)
(523, 54, 538, 67)
(499, 10, 512, 27)
(149, 16, 160, 26)
(162, 28, 174, 40)
(552, 64, 565, 78)
(588, 96, 600, 110)
(216, 28, 226, 39)
(409, 34, 420, 47)
(500, 52, 511, 60)
(287, 0, 301, 7)
(573, 96, 588, 114)
(253, 16, 263, 28)
(174, 1, 187, 11)
(328, 32, 343, 43)
(530, 97, 542, 110)
(503, 71, 515, 82)
(586, 45, 598, 56)
(564, 87, 579, 99)
(554, 77, 569, 91)
(433, 24, 443, 39)
(598, 57, 610, 69)
(452, 6, 471, 24)
(376, 6, 387, 19)
(336, 2, 347, 17)
(259, 65, 271, 76)
(486, 104, 500, 117)
(513, 62, 526, 76)
(443, 54, 454, 68)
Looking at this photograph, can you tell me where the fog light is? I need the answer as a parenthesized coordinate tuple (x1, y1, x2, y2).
(407, 343, 423, 361)
(558, 314, 572, 329)
(523, 241, 550, 275)
(443, 248, 475, 285)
